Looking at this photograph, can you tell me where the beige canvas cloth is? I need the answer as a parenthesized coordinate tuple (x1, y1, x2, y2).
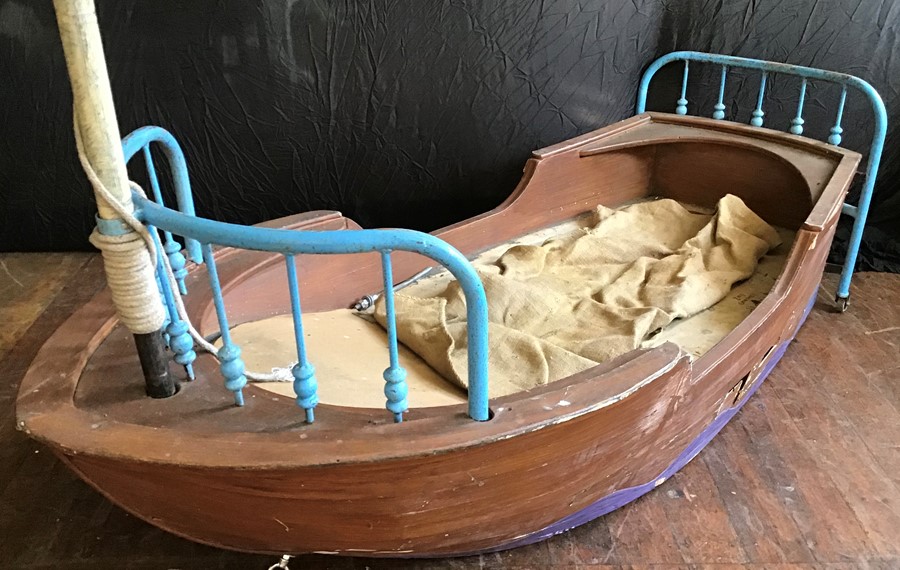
(375, 195, 782, 397)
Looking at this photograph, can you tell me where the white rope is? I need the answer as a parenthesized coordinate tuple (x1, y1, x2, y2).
(74, 116, 165, 334)
(74, 112, 293, 381)
(267, 555, 292, 570)
(88, 229, 165, 334)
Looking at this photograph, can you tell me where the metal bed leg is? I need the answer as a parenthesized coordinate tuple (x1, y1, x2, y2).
(836, 157, 880, 314)
(836, 203, 864, 313)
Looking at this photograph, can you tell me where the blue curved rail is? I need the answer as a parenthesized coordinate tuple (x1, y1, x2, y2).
(122, 127, 490, 423)
(122, 127, 202, 264)
(636, 51, 887, 306)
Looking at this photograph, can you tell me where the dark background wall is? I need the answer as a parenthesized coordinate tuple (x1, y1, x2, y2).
(1, 0, 898, 270)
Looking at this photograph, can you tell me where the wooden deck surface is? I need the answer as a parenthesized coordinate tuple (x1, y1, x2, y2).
(1, 253, 897, 569)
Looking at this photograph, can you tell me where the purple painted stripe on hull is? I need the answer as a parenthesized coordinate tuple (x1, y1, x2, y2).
(479, 294, 817, 555)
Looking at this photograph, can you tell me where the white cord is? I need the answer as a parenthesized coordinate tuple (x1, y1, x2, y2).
(74, 112, 293, 381)
(267, 555, 291, 570)
(88, 228, 166, 334)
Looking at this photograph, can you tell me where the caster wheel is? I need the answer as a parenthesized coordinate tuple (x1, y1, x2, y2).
(835, 295, 849, 313)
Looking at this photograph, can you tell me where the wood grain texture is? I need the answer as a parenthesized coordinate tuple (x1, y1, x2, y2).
(0, 254, 93, 362)
(2, 260, 897, 568)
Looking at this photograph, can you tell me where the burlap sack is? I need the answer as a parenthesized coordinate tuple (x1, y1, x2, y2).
(376, 195, 781, 397)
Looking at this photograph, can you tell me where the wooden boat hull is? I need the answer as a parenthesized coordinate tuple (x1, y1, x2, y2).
(56, 292, 817, 557)
(17, 114, 860, 556)
(495, 296, 815, 553)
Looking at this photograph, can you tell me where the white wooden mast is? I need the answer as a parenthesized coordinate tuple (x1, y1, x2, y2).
(53, 0, 175, 397)
(53, 0, 133, 219)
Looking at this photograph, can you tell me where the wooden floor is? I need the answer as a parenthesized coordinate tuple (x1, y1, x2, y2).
(1, 253, 898, 570)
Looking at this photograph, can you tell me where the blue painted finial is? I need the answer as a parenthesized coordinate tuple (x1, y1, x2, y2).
(712, 103, 726, 120)
(218, 344, 247, 406)
(166, 319, 196, 380)
(675, 60, 689, 115)
(384, 366, 408, 423)
(829, 125, 844, 146)
(713, 65, 727, 120)
(790, 78, 808, 135)
(164, 240, 188, 295)
(201, 243, 247, 406)
(379, 252, 409, 422)
(750, 109, 765, 127)
(292, 362, 318, 423)
(750, 71, 768, 127)
(829, 86, 848, 145)
(284, 255, 319, 423)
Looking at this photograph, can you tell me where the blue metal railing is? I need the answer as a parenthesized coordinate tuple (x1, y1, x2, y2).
(122, 127, 202, 265)
(122, 127, 491, 423)
(122, 127, 201, 381)
(636, 51, 888, 308)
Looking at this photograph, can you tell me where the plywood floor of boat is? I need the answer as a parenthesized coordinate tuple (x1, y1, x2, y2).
(227, 203, 796, 409)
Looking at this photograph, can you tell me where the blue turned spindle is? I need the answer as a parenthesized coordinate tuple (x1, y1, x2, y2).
(150, 228, 196, 379)
(144, 145, 188, 295)
(829, 86, 848, 145)
(750, 71, 768, 127)
(675, 60, 689, 115)
(167, 319, 196, 380)
(713, 65, 727, 120)
(380, 251, 408, 423)
(164, 241, 188, 295)
(284, 255, 318, 423)
(790, 78, 808, 135)
(201, 244, 246, 405)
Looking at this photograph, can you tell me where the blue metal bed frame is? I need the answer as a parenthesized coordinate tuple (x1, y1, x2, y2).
(120, 51, 885, 425)
(636, 51, 887, 311)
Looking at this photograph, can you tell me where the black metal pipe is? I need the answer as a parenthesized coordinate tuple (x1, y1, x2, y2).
(134, 330, 178, 398)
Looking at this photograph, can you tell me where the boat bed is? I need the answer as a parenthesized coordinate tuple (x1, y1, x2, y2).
(20, 48, 885, 557)
(19, 109, 863, 557)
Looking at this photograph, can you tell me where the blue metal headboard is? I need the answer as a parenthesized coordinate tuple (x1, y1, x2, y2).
(636, 51, 887, 310)
(122, 127, 491, 423)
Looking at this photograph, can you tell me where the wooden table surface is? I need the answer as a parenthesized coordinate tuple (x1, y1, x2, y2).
(1, 253, 897, 570)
